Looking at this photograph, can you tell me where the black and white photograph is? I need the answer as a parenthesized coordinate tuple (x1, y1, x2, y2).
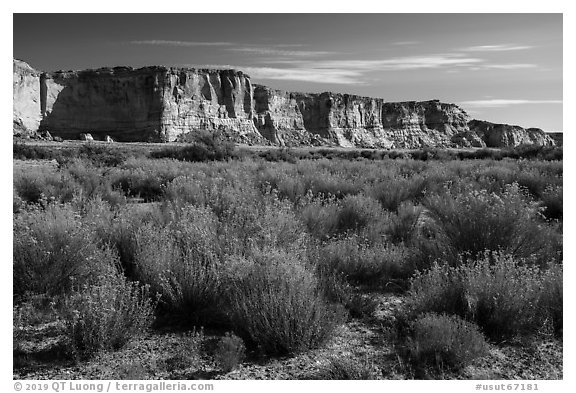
(9, 4, 568, 387)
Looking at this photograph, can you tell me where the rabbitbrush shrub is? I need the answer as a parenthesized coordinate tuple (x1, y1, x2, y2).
(407, 252, 563, 340)
(132, 206, 225, 326)
(13, 204, 117, 298)
(64, 273, 155, 360)
(13, 166, 79, 205)
(407, 313, 488, 372)
(423, 183, 561, 265)
(226, 250, 345, 356)
(316, 237, 409, 285)
(365, 175, 427, 212)
(335, 194, 382, 234)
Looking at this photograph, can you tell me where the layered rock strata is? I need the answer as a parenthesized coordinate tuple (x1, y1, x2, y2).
(37, 65, 265, 143)
(468, 120, 555, 148)
(13, 59, 556, 148)
(252, 86, 474, 148)
(13, 59, 42, 134)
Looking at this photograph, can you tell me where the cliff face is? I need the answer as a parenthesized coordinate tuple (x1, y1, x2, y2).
(13, 59, 41, 134)
(13, 59, 556, 148)
(40, 67, 165, 141)
(253, 86, 472, 148)
(161, 68, 264, 144)
(38, 65, 265, 143)
(548, 132, 563, 147)
(468, 120, 555, 148)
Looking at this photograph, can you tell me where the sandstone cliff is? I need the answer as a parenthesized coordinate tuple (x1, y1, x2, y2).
(548, 132, 563, 147)
(468, 120, 555, 148)
(13, 59, 41, 134)
(13, 59, 556, 148)
(252, 86, 473, 148)
(37, 65, 266, 143)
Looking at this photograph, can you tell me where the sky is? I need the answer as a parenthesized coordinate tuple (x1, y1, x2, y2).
(13, 13, 563, 131)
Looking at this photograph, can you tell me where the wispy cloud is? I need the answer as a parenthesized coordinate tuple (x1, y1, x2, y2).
(223, 55, 486, 84)
(460, 99, 562, 108)
(274, 44, 307, 48)
(128, 40, 334, 57)
(228, 47, 336, 57)
(460, 44, 533, 52)
(268, 54, 483, 71)
(176, 63, 362, 84)
(467, 64, 538, 71)
(175, 51, 539, 85)
(233, 66, 361, 85)
(391, 41, 420, 46)
(128, 40, 233, 47)
(481, 64, 537, 69)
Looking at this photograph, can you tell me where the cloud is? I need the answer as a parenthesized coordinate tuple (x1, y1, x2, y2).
(178, 63, 362, 84)
(460, 44, 533, 52)
(481, 64, 537, 69)
(215, 55, 486, 84)
(391, 41, 420, 46)
(175, 51, 539, 85)
(460, 99, 562, 108)
(237, 66, 362, 84)
(274, 44, 307, 48)
(269, 54, 483, 71)
(128, 40, 233, 47)
(228, 47, 336, 57)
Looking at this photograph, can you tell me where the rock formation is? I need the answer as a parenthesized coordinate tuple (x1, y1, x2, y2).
(252, 86, 473, 148)
(13, 59, 556, 148)
(13, 59, 41, 134)
(548, 132, 563, 147)
(468, 120, 555, 148)
(35, 66, 266, 143)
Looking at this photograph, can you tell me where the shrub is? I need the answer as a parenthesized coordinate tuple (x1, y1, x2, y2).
(316, 238, 409, 286)
(423, 183, 560, 265)
(226, 251, 345, 356)
(13, 205, 117, 298)
(111, 158, 193, 201)
(258, 147, 298, 163)
(336, 194, 382, 233)
(163, 176, 207, 207)
(13, 172, 44, 204)
(76, 143, 128, 166)
(299, 194, 383, 240)
(64, 274, 155, 360)
(275, 175, 307, 204)
(539, 264, 563, 336)
(13, 167, 79, 205)
(132, 206, 224, 326)
(13, 142, 134, 165)
(306, 172, 361, 199)
(540, 185, 563, 221)
(407, 313, 489, 372)
(214, 332, 246, 372)
(299, 197, 340, 240)
(407, 253, 563, 340)
(65, 160, 126, 207)
(151, 131, 235, 162)
(13, 188, 24, 213)
(386, 202, 424, 244)
(14, 142, 57, 160)
(344, 293, 380, 319)
(503, 144, 563, 161)
(247, 197, 309, 255)
(366, 176, 426, 211)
